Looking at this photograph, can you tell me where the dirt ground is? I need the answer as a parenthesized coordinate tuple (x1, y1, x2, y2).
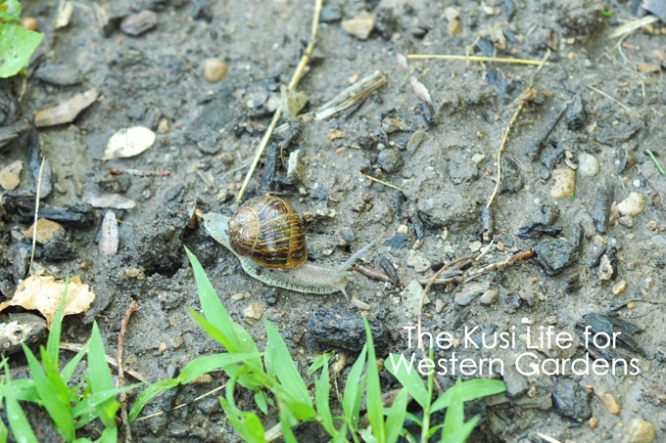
(3, 0, 666, 441)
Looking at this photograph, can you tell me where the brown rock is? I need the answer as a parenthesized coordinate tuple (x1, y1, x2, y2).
(0, 161, 23, 190)
(342, 11, 375, 40)
(23, 219, 66, 244)
(595, 390, 621, 415)
(622, 418, 657, 443)
(204, 57, 228, 82)
(120, 10, 158, 36)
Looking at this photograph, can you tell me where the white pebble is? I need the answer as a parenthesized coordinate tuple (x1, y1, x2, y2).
(99, 210, 119, 255)
(617, 192, 646, 216)
(577, 153, 599, 177)
(550, 168, 576, 199)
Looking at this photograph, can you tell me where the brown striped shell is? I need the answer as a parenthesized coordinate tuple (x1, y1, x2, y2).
(228, 196, 307, 269)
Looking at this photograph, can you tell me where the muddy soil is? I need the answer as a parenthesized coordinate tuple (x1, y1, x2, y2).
(3, 0, 666, 441)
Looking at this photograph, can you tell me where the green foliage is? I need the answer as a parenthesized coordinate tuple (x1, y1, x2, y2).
(0, 279, 141, 442)
(129, 247, 507, 442)
(0, 0, 44, 78)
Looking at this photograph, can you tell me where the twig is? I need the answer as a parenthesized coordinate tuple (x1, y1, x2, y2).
(607, 15, 659, 40)
(59, 342, 148, 383)
(536, 433, 563, 443)
(358, 172, 403, 191)
(109, 168, 172, 177)
(463, 249, 534, 283)
(29, 156, 46, 275)
(486, 51, 550, 209)
(313, 71, 388, 121)
(237, 0, 323, 202)
(133, 383, 226, 422)
(118, 299, 139, 443)
(406, 54, 552, 66)
(587, 85, 645, 121)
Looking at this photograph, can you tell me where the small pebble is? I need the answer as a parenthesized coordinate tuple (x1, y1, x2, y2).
(396, 224, 409, 235)
(320, 3, 342, 23)
(618, 216, 634, 228)
(231, 291, 248, 301)
(401, 280, 429, 317)
(578, 153, 600, 177)
(341, 11, 375, 40)
(377, 149, 404, 173)
(617, 192, 646, 217)
(350, 297, 370, 311)
(622, 418, 657, 443)
(595, 390, 621, 415)
(550, 168, 576, 199)
(328, 129, 345, 140)
(406, 253, 430, 273)
(120, 10, 158, 36)
(158, 342, 167, 355)
(471, 154, 486, 164)
(468, 240, 482, 252)
(644, 275, 654, 291)
(435, 299, 445, 313)
(243, 302, 264, 320)
(479, 289, 499, 305)
(0, 160, 23, 190)
(406, 130, 426, 152)
(157, 118, 170, 134)
(589, 416, 599, 429)
(612, 280, 627, 296)
(20, 17, 38, 31)
(204, 57, 228, 82)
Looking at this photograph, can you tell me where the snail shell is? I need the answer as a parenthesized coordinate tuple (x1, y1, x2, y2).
(203, 196, 375, 297)
(228, 196, 307, 269)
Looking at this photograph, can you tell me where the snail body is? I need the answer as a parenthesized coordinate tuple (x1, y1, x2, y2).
(203, 196, 373, 298)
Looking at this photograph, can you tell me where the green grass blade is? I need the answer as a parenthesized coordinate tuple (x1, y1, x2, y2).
(87, 322, 119, 428)
(358, 428, 378, 442)
(72, 384, 141, 420)
(129, 379, 179, 422)
(4, 385, 38, 443)
(385, 353, 429, 409)
(363, 318, 385, 442)
(254, 391, 269, 415)
(279, 404, 298, 443)
(441, 379, 463, 439)
(97, 425, 118, 443)
(430, 379, 506, 413)
(190, 310, 259, 357)
(342, 343, 367, 428)
(314, 354, 335, 436)
(46, 274, 70, 366)
(186, 247, 259, 354)
(22, 344, 75, 440)
(8, 379, 38, 403)
(220, 397, 267, 443)
(439, 416, 479, 443)
(178, 352, 261, 384)
(61, 341, 89, 384)
(385, 389, 408, 443)
(264, 320, 311, 407)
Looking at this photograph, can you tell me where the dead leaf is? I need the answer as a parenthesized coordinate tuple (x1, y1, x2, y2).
(637, 63, 660, 74)
(22, 218, 65, 244)
(0, 273, 95, 328)
(103, 126, 156, 160)
(34, 88, 99, 127)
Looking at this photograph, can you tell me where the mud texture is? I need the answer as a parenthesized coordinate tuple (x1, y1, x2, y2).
(2, 0, 666, 441)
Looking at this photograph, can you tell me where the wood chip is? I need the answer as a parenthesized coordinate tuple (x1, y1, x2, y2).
(34, 88, 99, 128)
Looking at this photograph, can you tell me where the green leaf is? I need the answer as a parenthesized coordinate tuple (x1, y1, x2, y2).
(129, 379, 179, 422)
(0, 23, 43, 78)
(254, 391, 269, 415)
(220, 397, 267, 443)
(97, 425, 118, 443)
(439, 416, 478, 443)
(363, 318, 385, 442)
(307, 352, 333, 375)
(264, 320, 312, 407)
(314, 354, 335, 436)
(430, 379, 506, 413)
(441, 379, 463, 438)
(358, 428, 378, 442)
(342, 343, 367, 428)
(61, 341, 90, 384)
(385, 389, 408, 443)
(2, 360, 37, 443)
(385, 353, 429, 409)
(0, 0, 21, 21)
(185, 247, 259, 355)
(87, 322, 119, 428)
(22, 344, 75, 440)
(279, 404, 298, 443)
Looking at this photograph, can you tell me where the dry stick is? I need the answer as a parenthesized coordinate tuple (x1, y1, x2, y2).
(406, 54, 552, 66)
(29, 156, 46, 275)
(117, 299, 139, 443)
(358, 172, 403, 191)
(462, 249, 535, 284)
(236, 0, 323, 202)
(486, 51, 550, 209)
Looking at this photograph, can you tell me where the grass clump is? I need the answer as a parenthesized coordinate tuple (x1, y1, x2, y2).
(130, 248, 507, 442)
(0, 280, 141, 442)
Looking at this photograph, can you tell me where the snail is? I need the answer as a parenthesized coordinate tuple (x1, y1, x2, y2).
(203, 195, 374, 298)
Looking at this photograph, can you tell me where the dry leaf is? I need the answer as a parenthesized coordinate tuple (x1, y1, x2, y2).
(34, 88, 99, 127)
(0, 273, 95, 328)
(103, 126, 156, 160)
(22, 218, 65, 244)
